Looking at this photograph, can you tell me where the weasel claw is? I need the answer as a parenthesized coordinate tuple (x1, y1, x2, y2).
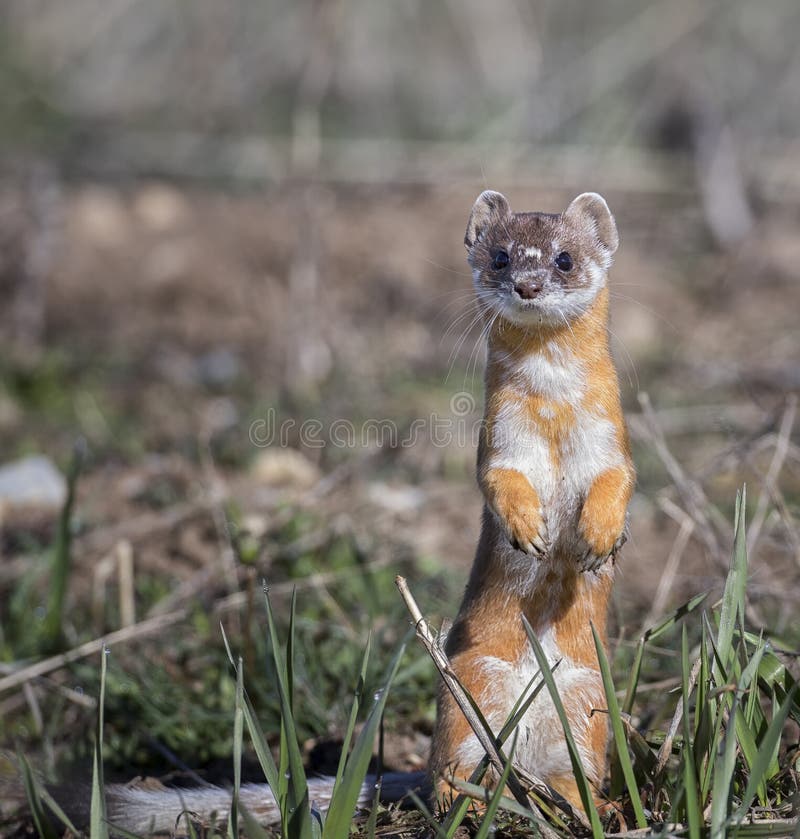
(579, 549, 610, 573)
(510, 535, 547, 558)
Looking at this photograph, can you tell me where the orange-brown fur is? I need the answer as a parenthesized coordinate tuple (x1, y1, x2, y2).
(430, 191, 635, 815)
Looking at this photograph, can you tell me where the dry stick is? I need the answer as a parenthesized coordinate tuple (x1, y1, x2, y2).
(480, 0, 715, 145)
(117, 539, 136, 628)
(746, 395, 797, 558)
(394, 575, 538, 817)
(78, 500, 209, 557)
(0, 558, 393, 695)
(655, 655, 702, 776)
(767, 484, 800, 562)
(643, 499, 695, 632)
(199, 437, 240, 615)
(637, 392, 726, 571)
(605, 826, 686, 839)
(0, 611, 186, 695)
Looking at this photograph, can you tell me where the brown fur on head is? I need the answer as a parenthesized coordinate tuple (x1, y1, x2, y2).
(465, 191, 618, 327)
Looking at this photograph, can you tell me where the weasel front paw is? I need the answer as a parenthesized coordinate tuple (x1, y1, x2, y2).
(577, 466, 632, 572)
(481, 467, 548, 557)
(505, 510, 549, 557)
(578, 531, 626, 572)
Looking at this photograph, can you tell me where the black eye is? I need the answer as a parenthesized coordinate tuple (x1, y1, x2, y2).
(492, 250, 510, 270)
(554, 251, 573, 271)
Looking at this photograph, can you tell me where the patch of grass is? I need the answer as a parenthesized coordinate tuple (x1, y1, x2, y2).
(8, 486, 800, 837)
(1, 470, 446, 779)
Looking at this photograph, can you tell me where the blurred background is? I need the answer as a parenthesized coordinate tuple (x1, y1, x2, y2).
(1, 0, 799, 807)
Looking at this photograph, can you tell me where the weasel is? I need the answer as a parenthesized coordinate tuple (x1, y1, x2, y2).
(430, 189, 634, 811)
(42, 191, 633, 832)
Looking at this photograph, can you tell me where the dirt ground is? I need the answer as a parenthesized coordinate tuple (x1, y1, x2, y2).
(4, 179, 799, 584)
(1, 178, 799, 823)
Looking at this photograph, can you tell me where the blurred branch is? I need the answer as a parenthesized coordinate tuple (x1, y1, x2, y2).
(57, 130, 800, 202)
(476, 0, 719, 144)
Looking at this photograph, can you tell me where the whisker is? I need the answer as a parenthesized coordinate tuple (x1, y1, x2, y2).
(441, 302, 482, 341)
(607, 324, 640, 392)
(465, 308, 498, 392)
(446, 306, 488, 381)
(420, 257, 473, 278)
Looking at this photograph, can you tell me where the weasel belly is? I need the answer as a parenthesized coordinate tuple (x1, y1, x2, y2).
(452, 626, 605, 784)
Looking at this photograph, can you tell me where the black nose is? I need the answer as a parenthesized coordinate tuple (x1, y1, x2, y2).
(514, 280, 541, 300)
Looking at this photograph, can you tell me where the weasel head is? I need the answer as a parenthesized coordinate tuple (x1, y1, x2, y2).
(465, 191, 619, 328)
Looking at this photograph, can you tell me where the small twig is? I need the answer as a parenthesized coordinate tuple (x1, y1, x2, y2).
(746, 395, 797, 558)
(605, 826, 687, 838)
(78, 501, 210, 557)
(643, 503, 695, 632)
(395, 575, 536, 816)
(0, 557, 398, 696)
(117, 540, 136, 628)
(0, 611, 187, 695)
(22, 682, 44, 735)
(637, 392, 726, 570)
(655, 655, 702, 776)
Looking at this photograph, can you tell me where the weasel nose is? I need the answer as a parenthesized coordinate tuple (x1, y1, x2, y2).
(514, 280, 542, 300)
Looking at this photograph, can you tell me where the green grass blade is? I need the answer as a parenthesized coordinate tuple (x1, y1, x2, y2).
(287, 588, 297, 716)
(406, 790, 450, 839)
(646, 591, 710, 644)
(732, 685, 799, 831)
(699, 688, 726, 806)
(244, 689, 281, 790)
(591, 622, 647, 828)
(37, 784, 80, 836)
(228, 656, 244, 839)
(473, 733, 518, 839)
(90, 647, 109, 839)
(364, 775, 381, 839)
(446, 776, 563, 835)
(333, 632, 372, 792)
(221, 622, 283, 798)
(43, 441, 84, 649)
(321, 639, 405, 838)
(715, 487, 748, 688)
(441, 775, 481, 838)
(710, 680, 738, 836)
(262, 586, 312, 839)
(522, 616, 603, 838)
(239, 804, 272, 839)
(680, 627, 701, 839)
(622, 591, 708, 715)
(621, 636, 646, 717)
(18, 753, 60, 839)
(697, 618, 709, 735)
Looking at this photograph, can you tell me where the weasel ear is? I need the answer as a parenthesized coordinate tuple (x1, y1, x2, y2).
(465, 190, 511, 249)
(564, 192, 619, 256)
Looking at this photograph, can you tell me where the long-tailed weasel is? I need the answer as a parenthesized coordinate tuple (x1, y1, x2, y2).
(430, 190, 635, 811)
(40, 191, 633, 832)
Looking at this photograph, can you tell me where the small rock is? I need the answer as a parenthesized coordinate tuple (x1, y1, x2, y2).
(0, 455, 67, 513)
(367, 482, 425, 513)
(197, 348, 241, 387)
(133, 183, 188, 232)
(73, 187, 129, 248)
(252, 448, 320, 489)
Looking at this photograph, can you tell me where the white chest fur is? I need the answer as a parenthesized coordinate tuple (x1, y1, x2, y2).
(488, 347, 623, 546)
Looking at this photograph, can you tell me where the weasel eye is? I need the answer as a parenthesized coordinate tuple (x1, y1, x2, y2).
(492, 250, 510, 270)
(554, 251, 573, 271)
